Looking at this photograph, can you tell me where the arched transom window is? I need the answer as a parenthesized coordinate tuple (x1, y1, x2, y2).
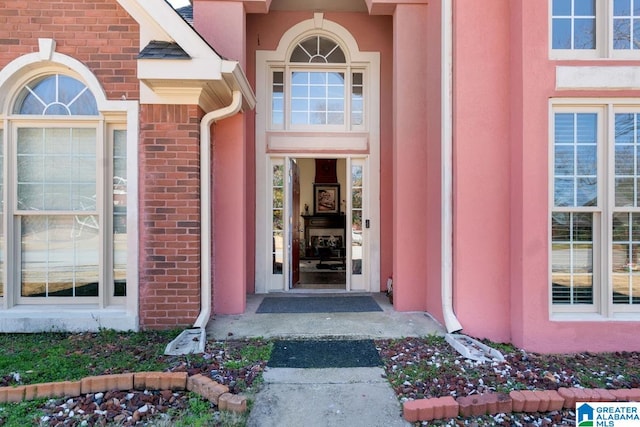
(271, 35, 364, 130)
(14, 74, 98, 116)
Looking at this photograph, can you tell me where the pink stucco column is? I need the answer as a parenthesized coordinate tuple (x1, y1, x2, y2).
(194, 1, 248, 314)
(392, 3, 429, 311)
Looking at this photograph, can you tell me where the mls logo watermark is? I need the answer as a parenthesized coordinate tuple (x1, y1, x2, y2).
(577, 402, 640, 427)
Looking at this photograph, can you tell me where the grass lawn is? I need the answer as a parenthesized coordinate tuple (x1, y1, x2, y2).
(1, 331, 640, 426)
(0, 330, 272, 426)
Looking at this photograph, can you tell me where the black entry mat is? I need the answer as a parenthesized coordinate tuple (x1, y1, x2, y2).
(268, 339, 382, 368)
(256, 296, 382, 313)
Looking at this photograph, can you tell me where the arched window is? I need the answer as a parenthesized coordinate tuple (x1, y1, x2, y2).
(14, 74, 98, 116)
(2, 73, 127, 303)
(290, 36, 346, 63)
(270, 34, 364, 130)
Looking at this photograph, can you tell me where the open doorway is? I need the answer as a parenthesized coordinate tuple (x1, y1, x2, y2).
(262, 155, 374, 294)
(292, 158, 346, 290)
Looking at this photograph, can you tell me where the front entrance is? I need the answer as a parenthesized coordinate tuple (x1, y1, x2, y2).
(257, 156, 378, 293)
(254, 14, 381, 295)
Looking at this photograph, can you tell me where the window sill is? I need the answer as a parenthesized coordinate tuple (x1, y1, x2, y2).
(0, 305, 137, 332)
(550, 312, 640, 322)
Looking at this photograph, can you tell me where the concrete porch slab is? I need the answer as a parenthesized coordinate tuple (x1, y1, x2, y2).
(206, 293, 445, 340)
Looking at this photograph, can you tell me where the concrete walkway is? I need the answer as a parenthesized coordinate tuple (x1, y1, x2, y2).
(206, 293, 445, 427)
(247, 368, 411, 427)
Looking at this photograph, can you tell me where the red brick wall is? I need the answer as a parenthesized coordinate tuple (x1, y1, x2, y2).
(139, 104, 204, 329)
(0, 0, 139, 100)
(0, 0, 207, 329)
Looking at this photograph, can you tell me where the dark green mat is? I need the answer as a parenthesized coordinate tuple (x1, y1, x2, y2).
(256, 296, 382, 313)
(268, 339, 382, 368)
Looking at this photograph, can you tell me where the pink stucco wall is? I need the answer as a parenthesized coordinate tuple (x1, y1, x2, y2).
(193, 0, 640, 352)
(452, 0, 512, 344)
(245, 11, 395, 291)
(455, 0, 640, 352)
(424, 0, 445, 321)
(195, 2, 248, 314)
(392, 4, 430, 311)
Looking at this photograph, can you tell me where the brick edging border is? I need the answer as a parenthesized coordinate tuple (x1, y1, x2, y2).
(403, 387, 640, 422)
(0, 372, 247, 413)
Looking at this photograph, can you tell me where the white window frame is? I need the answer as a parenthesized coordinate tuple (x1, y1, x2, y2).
(550, 100, 640, 320)
(255, 14, 381, 294)
(10, 117, 104, 305)
(0, 44, 139, 331)
(268, 45, 367, 133)
(550, 0, 640, 59)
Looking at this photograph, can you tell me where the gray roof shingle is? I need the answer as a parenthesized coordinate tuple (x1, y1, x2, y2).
(138, 40, 191, 59)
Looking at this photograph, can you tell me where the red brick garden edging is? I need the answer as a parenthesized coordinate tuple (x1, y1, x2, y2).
(0, 372, 247, 413)
(403, 387, 640, 422)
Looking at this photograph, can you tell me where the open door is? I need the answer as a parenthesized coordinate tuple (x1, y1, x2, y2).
(290, 159, 300, 287)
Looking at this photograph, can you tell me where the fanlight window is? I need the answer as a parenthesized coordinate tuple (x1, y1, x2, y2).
(14, 74, 98, 116)
(290, 36, 346, 63)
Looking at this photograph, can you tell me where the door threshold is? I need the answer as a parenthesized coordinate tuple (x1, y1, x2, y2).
(288, 288, 348, 293)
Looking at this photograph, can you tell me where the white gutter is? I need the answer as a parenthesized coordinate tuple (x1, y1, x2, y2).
(194, 89, 243, 328)
(442, 0, 463, 333)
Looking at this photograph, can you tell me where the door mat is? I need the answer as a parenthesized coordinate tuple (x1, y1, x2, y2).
(268, 339, 382, 368)
(256, 296, 382, 314)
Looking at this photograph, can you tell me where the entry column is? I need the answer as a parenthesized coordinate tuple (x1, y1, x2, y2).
(194, 1, 248, 314)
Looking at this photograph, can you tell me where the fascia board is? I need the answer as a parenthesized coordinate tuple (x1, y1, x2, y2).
(138, 58, 222, 81)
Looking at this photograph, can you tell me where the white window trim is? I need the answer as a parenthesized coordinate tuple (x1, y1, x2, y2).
(0, 42, 139, 332)
(550, 99, 640, 320)
(550, 0, 640, 60)
(255, 14, 381, 294)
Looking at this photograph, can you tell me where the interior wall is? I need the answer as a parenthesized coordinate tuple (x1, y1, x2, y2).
(297, 159, 347, 216)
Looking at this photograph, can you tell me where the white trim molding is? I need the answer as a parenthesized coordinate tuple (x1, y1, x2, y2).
(557, 66, 640, 90)
(0, 42, 139, 333)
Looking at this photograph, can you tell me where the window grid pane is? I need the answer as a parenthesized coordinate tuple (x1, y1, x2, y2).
(272, 71, 284, 126)
(272, 164, 284, 275)
(551, 212, 594, 304)
(351, 165, 363, 275)
(351, 72, 364, 126)
(21, 215, 99, 298)
(552, 0, 596, 49)
(615, 113, 640, 207)
(612, 212, 640, 304)
(113, 130, 127, 297)
(290, 72, 345, 126)
(17, 128, 96, 212)
(614, 0, 640, 49)
(553, 113, 598, 208)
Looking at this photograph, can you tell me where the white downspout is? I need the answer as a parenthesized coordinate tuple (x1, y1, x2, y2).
(194, 90, 243, 328)
(442, 0, 463, 333)
(165, 90, 242, 355)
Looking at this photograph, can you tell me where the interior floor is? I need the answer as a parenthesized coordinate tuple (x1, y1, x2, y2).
(296, 260, 345, 289)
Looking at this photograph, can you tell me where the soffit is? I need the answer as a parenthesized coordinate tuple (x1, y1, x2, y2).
(269, 0, 367, 12)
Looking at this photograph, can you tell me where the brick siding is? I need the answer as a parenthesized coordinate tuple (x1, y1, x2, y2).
(139, 104, 204, 328)
(1, 0, 206, 329)
(0, 0, 140, 100)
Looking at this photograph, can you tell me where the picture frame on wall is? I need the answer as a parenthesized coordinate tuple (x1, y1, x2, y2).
(314, 184, 340, 215)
